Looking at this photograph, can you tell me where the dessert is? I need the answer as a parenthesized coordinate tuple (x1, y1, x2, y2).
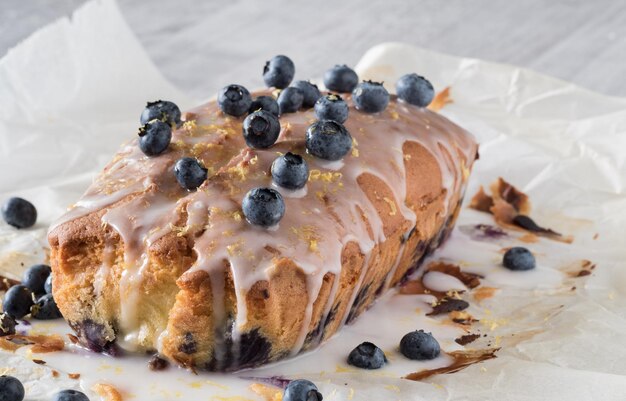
(48, 58, 478, 371)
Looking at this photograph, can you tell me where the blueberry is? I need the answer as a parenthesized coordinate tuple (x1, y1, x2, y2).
(396, 73, 435, 107)
(0, 375, 24, 401)
(174, 157, 208, 191)
(242, 188, 285, 227)
(323, 64, 358, 93)
(0, 313, 16, 337)
(263, 55, 295, 89)
(2, 197, 37, 229)
(140, 100, 181, 127)
(243, 110, 281, 149)
(218, 84, 253, 117)
(352, 81, 389, 113)
(31, 293, 62, 320)
(503, 247, 536, 271)
(305, 120, 352, 161)
(249, 96, 280, 117)
(314, 94, 349, 123)
(52, 389, 90, 401)
(347, 341, 387, 369)
(271, 152, 309, 190)
(277, 87, 304, 114)
(22, 264, 51, 294)
(138, 120, 171, 156)
(45, 274, 53, 295)
(292, 81, 321, 108)
(283, 379, 322, 401)
(400, 330, 441, 360)
(2, 285, 34, 319)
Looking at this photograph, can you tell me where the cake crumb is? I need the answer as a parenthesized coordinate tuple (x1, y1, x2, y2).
(384, 384, 401, 393)
(249, 383, 282, 401)
(455, 333, 481, 346)
(473, 287, 498, 302)
(428, 87, 453, 112)
(92, 383, 123, 401)
(518, 233, 539, 243)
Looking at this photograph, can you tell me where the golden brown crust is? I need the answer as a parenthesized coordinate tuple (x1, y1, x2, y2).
(48, 93, 477, 371)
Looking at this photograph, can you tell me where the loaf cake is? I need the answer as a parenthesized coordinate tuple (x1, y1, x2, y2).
(48, 85, 477, 371)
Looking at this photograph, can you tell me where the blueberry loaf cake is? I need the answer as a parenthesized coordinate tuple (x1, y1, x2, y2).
(48, 57, 478, 371)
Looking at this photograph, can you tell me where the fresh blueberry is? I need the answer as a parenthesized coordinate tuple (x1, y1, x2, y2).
(323, 64, 358, 93)
(140, 100, 181, 127)
(263, 55, 295, 89)
(292, 81, 321, 108)
(352, 81, 389, 113)
(0, 375, 25, 401)
(138, 120, 171, 156)
(31, 293, 62, 320)
(218, 84, 253, 117)
(271, 152, 309, 190)
(242, 188, 285, 227)
(2, 197, 37, 229)
(45, 274, 53, 295)
(347, 341, 387, 369)
(243, 110, 281, 149)
(503, 247, 536, 271)
(277, 87, 304, 114)
(174, 157, 208, 191)
(52, 389, 90, 401)
(2, 285, 34, 319)
(283, 379, 322, 401)
(400, 330, 441, 360)
(22, 264, 51, 294)
(396, 73, 435, 107)
(305, 120, 352, 161)
(314, 94, 349, 123)
(249, 96, 280, 117)
(0, 313, 16, 337)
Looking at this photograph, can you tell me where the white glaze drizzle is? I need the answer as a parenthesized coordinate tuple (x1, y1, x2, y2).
(49, 92, 477, 367)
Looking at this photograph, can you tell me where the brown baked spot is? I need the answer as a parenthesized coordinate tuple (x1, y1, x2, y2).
(92, 383, 123, 401)
(473, 287, 498, 302)
(404, 348, 498, 380)
(562, 259, 596, 278)
(455, 333, 481, 346)
(3, 334, 65, 353)
(427, 262, 481, 289)
(428, 87, 453, 112)
(0, 274, 20, 292)
(429, 297, 470, 316)
(470, 178, 573, 243)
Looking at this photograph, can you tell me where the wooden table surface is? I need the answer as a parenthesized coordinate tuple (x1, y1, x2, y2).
(2, 0, 625, 99)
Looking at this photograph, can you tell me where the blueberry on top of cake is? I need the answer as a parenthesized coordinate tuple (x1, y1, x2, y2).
(48, 56, 477, 371)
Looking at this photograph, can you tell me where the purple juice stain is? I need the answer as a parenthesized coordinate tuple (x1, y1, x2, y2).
(240, 375, 292, 389)
(459, 224, 508, 241)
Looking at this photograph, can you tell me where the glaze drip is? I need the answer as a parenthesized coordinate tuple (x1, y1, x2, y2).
(49, 91, 477, 367)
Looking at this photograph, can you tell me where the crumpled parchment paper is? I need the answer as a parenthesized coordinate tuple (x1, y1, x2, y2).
(1, 0, 625, 400)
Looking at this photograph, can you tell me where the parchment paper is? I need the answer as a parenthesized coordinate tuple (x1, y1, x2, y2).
(1, 0, 625, 400)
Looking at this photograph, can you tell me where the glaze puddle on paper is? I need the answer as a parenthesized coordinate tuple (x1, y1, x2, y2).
(15, 209, 592, 400)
